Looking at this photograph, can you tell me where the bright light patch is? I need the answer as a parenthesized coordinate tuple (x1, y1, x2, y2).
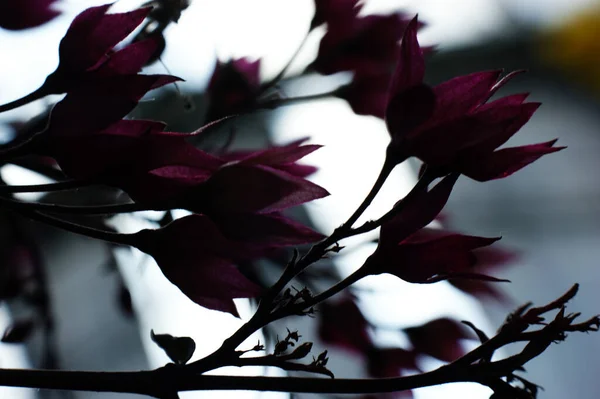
(1, 164, 54, 201)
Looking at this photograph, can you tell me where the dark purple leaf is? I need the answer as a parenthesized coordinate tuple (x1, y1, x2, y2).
(460, 140, 565, 182)
(94, 37, 162, 76)
(429, 70, 502, 123)
(312, 13, 411, 75)
(368, 228, 502, 284)
(189, 164, 329, 214)
(406, 102, 540, 167)
(0, 0, 59, 30)
(132, 215, 263, 317)
(386, 84, 436, 143)
(318, 298, 372, 354)
(312, 0, 362, 28)
(337, 71, 391, 118)
(404, 317, 474, 362)
(42, 74, 179, 137)
(56, 6, 150, 74)
(206, 58, 261, 121)
(221, 140, 321, 177)
(379, 174, 459, 246)
(388, 16, 424, 97)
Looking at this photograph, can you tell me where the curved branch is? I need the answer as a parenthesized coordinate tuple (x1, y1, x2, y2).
(0, 86, 49, 114)
(0, 196, 148, 214)
(0, 365, 468, 396)
(0, 180, 90, 194)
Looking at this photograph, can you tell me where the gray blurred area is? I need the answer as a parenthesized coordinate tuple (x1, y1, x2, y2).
(24, 222, 147, 399)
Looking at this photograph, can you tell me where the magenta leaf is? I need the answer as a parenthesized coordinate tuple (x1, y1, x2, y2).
(56, 5, 150, 74)
(127, 167, 213, 204)
(36, 119, 227, 205)
(380, 173, 459, 245)
(429, 70, 503, 123)
(132, 215, 263, 317)
(460, 139, 565, 182)
(206, 58, 261, 121)
(190, 164, 329, 215)
(274, 163, 318, 178)
(94, 37, 162, 76)
(379, 22, 558, 179)
(233, 143, 322, 167)
(36, 117, 327, 220)
(35, 5, 180, 99)
(383, 62, 560, 178)
(477, 93, 530, 110)
(41, 75, 179, 137)
(454, 102, 542, 158)
(222, 140, 321, 177)
(367, 228, 502, 284)
(405, 102, 540, 168)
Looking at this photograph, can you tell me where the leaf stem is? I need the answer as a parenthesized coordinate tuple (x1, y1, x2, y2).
(260, 32, 310, 93)
(0, 196, 148, 214)
(259, 91, 339, 109)
(0, 86, 49, 114)
(340, 157, 396, 230)
(0, 197, 137, 246)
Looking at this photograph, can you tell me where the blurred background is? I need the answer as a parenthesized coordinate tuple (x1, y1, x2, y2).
(1, 0, 600, 398)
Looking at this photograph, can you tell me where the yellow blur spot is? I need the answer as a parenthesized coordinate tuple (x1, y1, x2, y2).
(540, 4, 600, 91)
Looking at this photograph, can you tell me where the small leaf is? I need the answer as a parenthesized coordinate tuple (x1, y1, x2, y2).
(150, 330, 196, 365)
(317, 350, 328, 362)
(288, 342, 313, 359)
(286, 328, 301, 342)
(2, 319, 35, 343)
